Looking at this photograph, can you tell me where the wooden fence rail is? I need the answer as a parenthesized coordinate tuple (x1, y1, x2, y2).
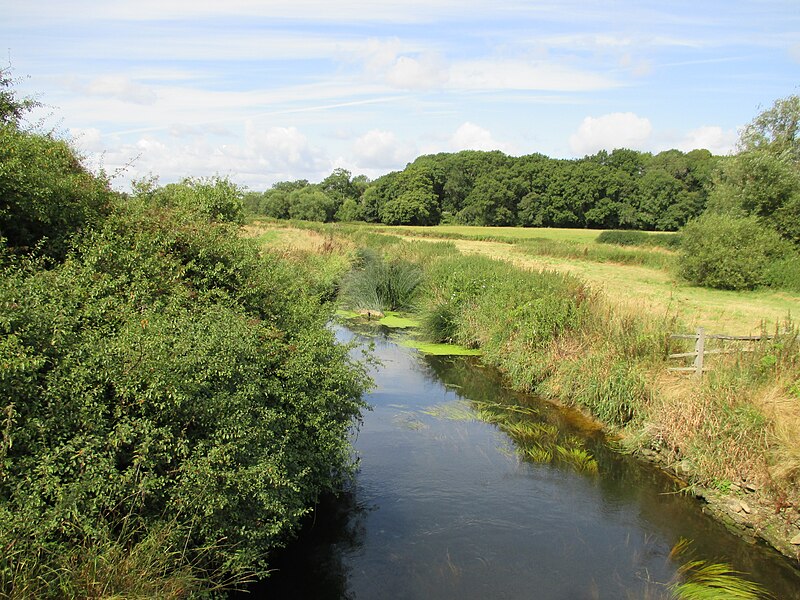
(668, 328, 772, 378)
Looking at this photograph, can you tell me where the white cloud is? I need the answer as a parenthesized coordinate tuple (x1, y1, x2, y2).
(69, 127, 106, 153)
(569, 112, 653, 156)
(675, 125, 737, 156)
(67, 76, 157, 105)
(352, 129, 415, 169)
(386, 55, 447, 90)
(450, 122, 513, 153)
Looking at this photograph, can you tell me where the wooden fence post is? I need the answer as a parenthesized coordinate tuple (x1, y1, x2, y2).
(693, 327, 705, 378)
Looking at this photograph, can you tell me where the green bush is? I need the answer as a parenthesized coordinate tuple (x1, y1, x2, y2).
(0, 126, 112, 259)
(0, 205, 370, 593)
(678, 213, 791, 290)
(765, 252, 800, 293)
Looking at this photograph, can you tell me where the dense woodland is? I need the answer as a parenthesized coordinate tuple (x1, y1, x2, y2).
(246, 148, 719, 230)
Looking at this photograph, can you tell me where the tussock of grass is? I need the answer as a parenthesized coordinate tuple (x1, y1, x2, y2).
(668, 539, 771, 600)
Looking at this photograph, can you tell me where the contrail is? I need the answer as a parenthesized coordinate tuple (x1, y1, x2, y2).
(103, 95, 408, 137)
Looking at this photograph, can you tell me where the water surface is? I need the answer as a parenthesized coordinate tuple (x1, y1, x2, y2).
(248, 327, 800, 599)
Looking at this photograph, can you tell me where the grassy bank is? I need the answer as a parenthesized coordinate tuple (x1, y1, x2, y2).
(253, 221, 800, 562)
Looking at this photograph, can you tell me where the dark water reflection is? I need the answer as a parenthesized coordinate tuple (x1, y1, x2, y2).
(242, 327, 800, 599)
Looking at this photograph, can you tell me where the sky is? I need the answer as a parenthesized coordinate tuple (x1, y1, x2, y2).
(3, 0, 800, 191)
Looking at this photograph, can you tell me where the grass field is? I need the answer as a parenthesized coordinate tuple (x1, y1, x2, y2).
(369, 225, 799, 335)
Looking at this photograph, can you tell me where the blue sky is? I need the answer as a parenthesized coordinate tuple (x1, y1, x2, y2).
(4, 0, 799, 190)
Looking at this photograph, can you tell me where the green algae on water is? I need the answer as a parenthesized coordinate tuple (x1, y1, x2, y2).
(378, 312, 420, 328)
(402, 340, 482, 356)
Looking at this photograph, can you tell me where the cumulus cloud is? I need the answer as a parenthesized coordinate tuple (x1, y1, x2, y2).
(244, 123, 325, 171)
(352, 38, 616, 92)
(352, 129, 415, 169)
(450, 122, 513, 153)
(69, 127, 106, 153)
(675, 125, 737, 155)
(569, 112, 653, 156)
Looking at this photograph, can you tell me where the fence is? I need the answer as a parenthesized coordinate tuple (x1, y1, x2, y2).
(668, 328, 770, 378)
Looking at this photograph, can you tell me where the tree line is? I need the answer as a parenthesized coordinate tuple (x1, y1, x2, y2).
(246, 147, 719, 231)
(248, 95, 800, 292)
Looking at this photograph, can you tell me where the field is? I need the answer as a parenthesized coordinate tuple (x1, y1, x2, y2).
(363, 224, 800, 335)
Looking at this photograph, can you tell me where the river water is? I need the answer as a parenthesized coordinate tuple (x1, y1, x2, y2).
(247, 326, 800, 599)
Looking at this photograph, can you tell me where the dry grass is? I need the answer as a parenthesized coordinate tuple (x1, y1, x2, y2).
(242, 222, 355, 255)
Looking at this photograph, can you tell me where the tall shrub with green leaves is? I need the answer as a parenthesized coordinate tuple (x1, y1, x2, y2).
(678, 213, 791, 290)
(0, 205, 371, 591)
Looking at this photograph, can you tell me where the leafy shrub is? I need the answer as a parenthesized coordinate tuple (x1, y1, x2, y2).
(0, 126, 112, 259)
(0, 204, 370, 593)
(765, 252, 800, 293)
(135, 175, 246, 224)
(678, 213, 791, 290)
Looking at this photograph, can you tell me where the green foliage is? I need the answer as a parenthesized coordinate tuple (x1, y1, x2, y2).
(738, 94, 800, 160)
(678, 213, 792, 290)
(765, 252, 800, 292)
(0, 126, 112, 259)
(259, 146, 718, 231)
(0, 68, 39, 126)
(709, 150, 800, 245)
(416, 254, 591, 390)
(288, 187, 336, 222)
(1, 190, 370, 593)
(137, 175, 246, 224)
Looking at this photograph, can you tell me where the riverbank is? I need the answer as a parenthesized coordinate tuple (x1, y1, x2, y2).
(249, 221, 800, 566)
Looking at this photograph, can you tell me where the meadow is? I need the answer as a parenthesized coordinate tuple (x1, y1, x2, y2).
(360, 223, 800, 335)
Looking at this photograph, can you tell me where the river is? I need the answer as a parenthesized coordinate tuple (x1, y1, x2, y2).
(244, 326, 800, 599)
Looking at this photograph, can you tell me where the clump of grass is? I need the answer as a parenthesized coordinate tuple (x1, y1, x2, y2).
(667, 539, 771, 600)
(0, 517, 248, 600)
(542, 355, 649, 426)
(340, 251, 423, 312)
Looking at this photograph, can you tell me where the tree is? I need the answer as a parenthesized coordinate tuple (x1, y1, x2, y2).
(707, 94, 800, 246)
(0, 67, 39, 126)
(288, 187, 335, 221)
(738, 95, 800, 160)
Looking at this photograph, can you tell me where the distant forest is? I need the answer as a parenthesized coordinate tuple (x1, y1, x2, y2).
(245, 148, 720, 231)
